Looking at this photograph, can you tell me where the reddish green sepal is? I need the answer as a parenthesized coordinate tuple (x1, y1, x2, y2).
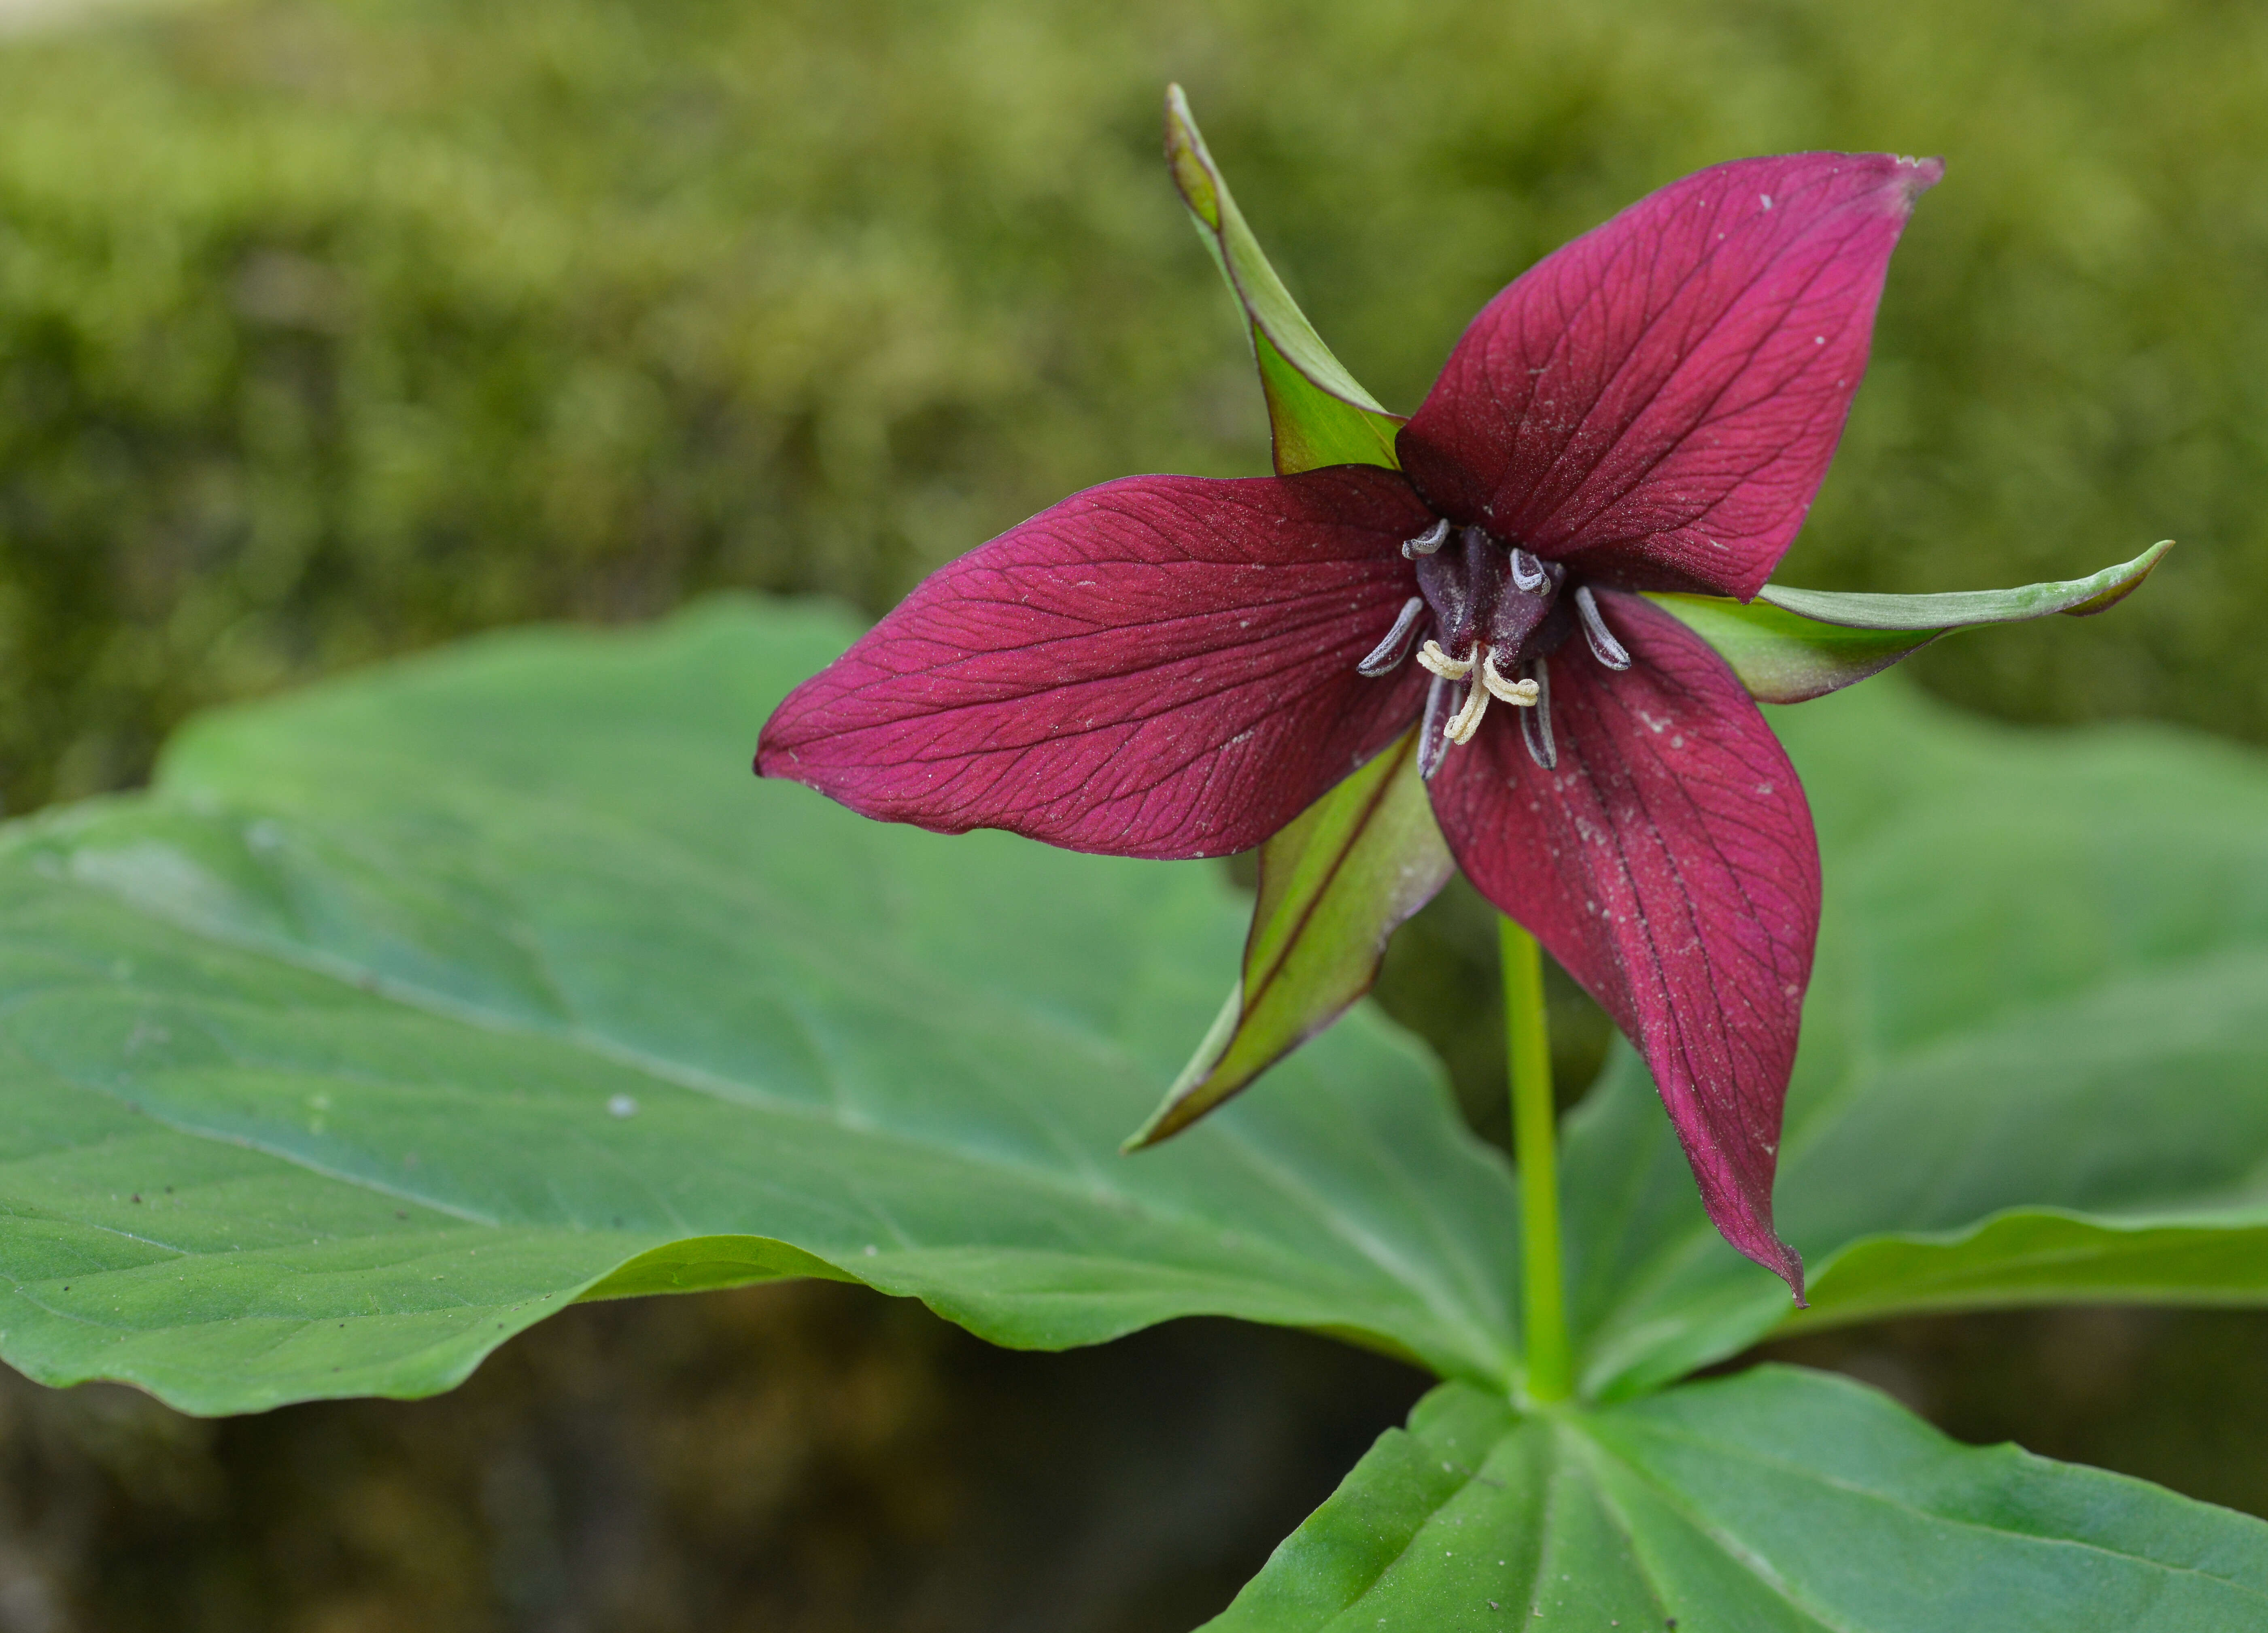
(1125, 727, 1452, 1149)
(1648, 540, 2171, 704)
(1164, 85, 1405, 476)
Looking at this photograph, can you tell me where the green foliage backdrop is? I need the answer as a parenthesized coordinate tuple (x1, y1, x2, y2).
(1, 0, 2263, 815)
(3, 3, 2268, 1622)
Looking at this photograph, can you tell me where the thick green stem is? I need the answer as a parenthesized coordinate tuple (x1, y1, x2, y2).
(1501, 917, 1572, 1405)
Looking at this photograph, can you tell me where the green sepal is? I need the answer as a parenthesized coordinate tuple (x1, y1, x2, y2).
(1206, 1366, 2268, 1631)
(1164, 85, 1404, 475)
(1642, 593, 1935, 704)
(1127, 727, 1452, 1149)
(1646, 539, 2171, 703)
(1758, 537, 2173, 628)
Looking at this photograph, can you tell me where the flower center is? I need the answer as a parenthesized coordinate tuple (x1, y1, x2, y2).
(1357, 518, 1630, 776)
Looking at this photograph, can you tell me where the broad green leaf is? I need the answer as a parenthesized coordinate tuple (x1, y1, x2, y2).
(0, 597, 1523, 1414)
(1647, 540, 2172, 703)
(1559, 678, 2268, 1399)
(1206, 1364, 2268, 1631)
(1128, 728, 1453, 1148)
(1165, 85, 1405, 474)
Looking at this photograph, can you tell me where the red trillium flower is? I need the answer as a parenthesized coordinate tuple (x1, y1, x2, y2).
(760, 144, 1949, 1296)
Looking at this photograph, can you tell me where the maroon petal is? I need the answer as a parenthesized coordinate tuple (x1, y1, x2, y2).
(1430, 591, 1820, 1294)
(757, 469, 1436, 859)
(1399, 153, 1941, 600)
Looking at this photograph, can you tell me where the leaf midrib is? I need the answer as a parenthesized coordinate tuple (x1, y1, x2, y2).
(16, 825, 1516, 1371)
(1570, 1416, 1847, 1633)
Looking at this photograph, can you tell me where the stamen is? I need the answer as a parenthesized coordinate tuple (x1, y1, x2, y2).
(1401, 518, 1451, 558)
(1521, 657, 1557, 769)
(1418, 674, 1453, 780)
(1444, 677, 1490, 744)
(1480, 651, 1540, 706)
(1573, 584, 1632, 670)
(1510, 547, 1546, 592)
(1357, 596, 1426, 677)
(1438, 642, 1529, 745)
(1416, 639, 1473, 681)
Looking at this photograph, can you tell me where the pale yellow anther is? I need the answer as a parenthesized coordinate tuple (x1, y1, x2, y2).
(1443, 678, 1490, 744)
(1480, 651, 1540, 707)
(1435, 645, 1540, 750)
(1416, 639, 1472, 681)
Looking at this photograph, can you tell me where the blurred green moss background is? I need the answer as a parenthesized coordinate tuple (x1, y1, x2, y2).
(4, 0, 2264, 819)
(3, 0, 2266, 1626)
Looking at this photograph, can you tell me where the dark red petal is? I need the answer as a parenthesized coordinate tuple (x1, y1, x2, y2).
(757, 469, 1436, 859)
(1430, 591, 1819, 1294)
(1399, 153, 1941, 600)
